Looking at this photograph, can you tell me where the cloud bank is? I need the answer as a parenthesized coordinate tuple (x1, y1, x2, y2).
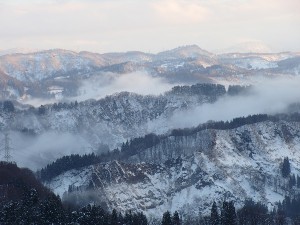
(166, 77, 300, 129)
(76, 71, 178, 101)
(8, 131, 93, 171)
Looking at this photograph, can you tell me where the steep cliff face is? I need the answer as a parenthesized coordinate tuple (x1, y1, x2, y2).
(47, 120, 300, 217)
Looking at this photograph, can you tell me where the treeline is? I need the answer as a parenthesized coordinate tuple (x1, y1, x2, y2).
(170, 114, 269, 137)
(37, 101, 79, 115)
(119, 114, 278, 157)
(227, 85, 252, 96)
(120, 133, 160, 158)
(39, 153, 102, 181)
(119, 112, 300, 158)
(169, 83, 226, 99)
(169, 83, 252, 98)
(171, 112, 300, 137)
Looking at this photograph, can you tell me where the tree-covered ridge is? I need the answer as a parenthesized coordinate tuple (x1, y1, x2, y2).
(39, 112, 300, 181)
(0, 83, 249, 115)
(0, 162, 64, 224)
(0, 162, 149, 225)
(0, 162, 51, 203)
(166, 83, 226, 99)
(120, 112, 300, 159)
(39, 153, 102, 181)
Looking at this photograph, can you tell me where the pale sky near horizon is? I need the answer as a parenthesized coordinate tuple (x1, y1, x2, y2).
(0, 0, 299, 53)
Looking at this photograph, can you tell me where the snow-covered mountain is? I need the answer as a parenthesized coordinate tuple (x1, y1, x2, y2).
(0, 45, 299, 101)
(0, 49, 109, 82)
(218, 52, 300, 70)
(47, 118, 300, 218)
(157, 45, 214, 60)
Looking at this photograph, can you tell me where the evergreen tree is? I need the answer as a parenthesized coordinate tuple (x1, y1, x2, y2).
(21, 188, 39, 224)
(228, 201, 238, 225)
(221, 201, 228, 225)
(210, 201, 219, 225)
(38, 105, 46, 115)
(39, 193, 65, 224)
(0, 201, 22, 224)
(237, 199, 268, 225)
(161, 211, 172, 225)
(282, 157, 291, 178)
(111, 209, 118, 225)
(124, 210, 133, 225)
(289, 174, 296, 188)
(221, 201, 237, 225)
(133, 212, 148, 225)
(173, 211, 180, 225)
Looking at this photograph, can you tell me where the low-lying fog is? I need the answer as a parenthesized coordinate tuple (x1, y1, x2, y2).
(4, 75, 300, 171)
(166, 77, 300, 129)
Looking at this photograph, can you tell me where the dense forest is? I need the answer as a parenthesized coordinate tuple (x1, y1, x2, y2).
(39, 153, 102, 181)
(2, 162, 300, 224)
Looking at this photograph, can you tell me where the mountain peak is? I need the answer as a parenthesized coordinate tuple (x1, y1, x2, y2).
(158, 45, 213, 59)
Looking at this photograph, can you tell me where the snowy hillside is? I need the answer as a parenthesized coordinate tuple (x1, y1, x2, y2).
(48, 119, 300, 218)
(219, 56, 278, 70)
(0, 83, 226, 169)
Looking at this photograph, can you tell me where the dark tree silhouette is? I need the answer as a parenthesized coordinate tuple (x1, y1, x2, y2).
(161, 211, 172, 225)
(211, 201, 219, 225)
(281, 157, 291, 178)
(173, 211, 181, 225)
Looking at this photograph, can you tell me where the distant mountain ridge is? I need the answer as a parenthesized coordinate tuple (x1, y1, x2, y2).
(0, 45, 299, 101)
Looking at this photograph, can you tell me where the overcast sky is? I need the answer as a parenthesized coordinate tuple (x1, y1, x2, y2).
(0, 0, 299, 53)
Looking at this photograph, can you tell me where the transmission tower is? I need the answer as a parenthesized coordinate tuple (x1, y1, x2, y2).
(3, 132, 13, 163)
